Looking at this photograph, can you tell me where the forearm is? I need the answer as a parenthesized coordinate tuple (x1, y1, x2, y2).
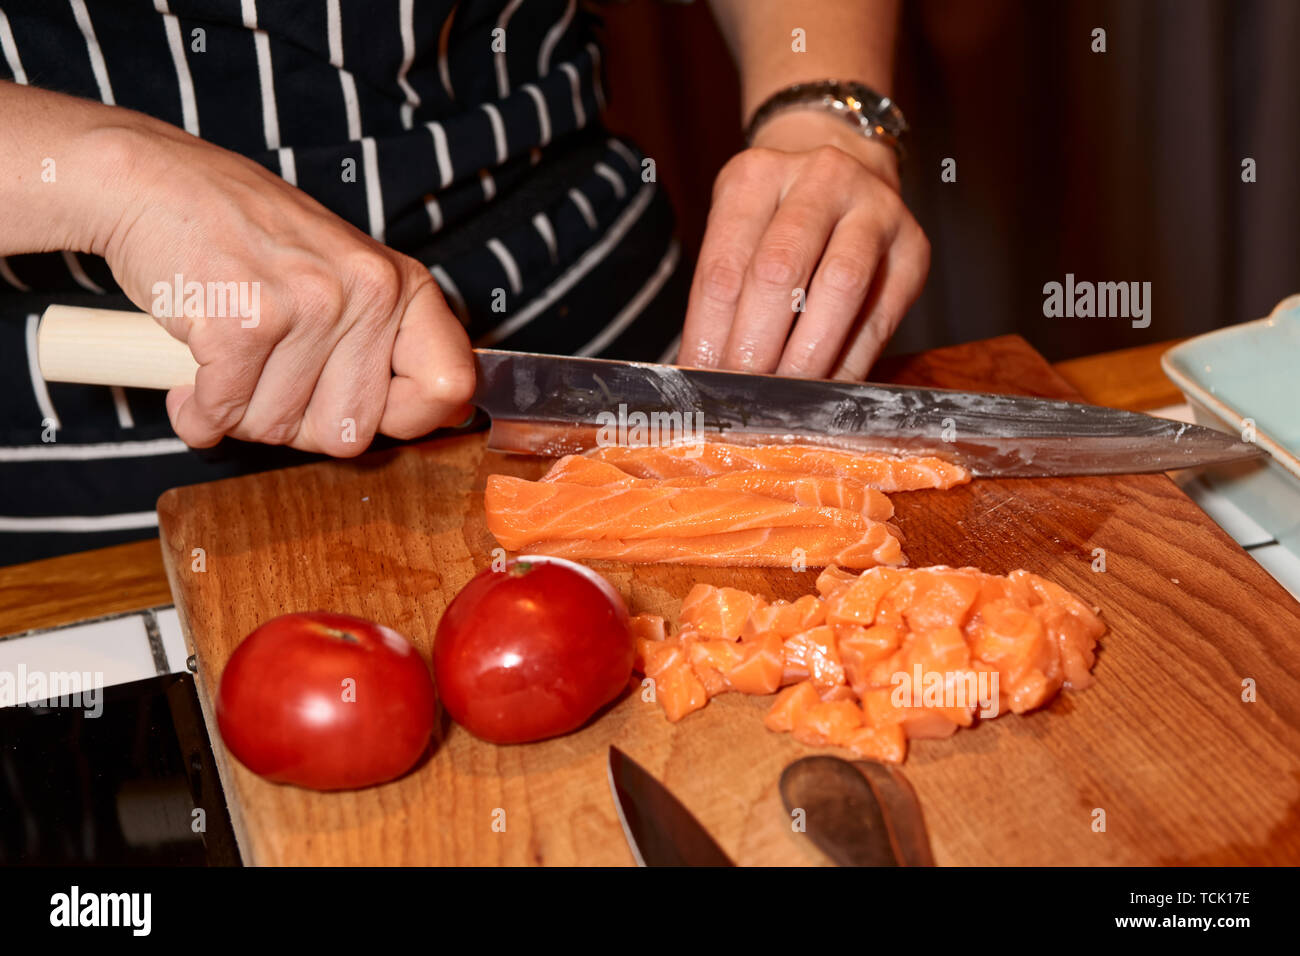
(706, 0, 899, 122)
(0, 81, 159, 259)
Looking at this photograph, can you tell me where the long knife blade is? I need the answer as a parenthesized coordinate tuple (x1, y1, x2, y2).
(473, 350, 1262, 477)
(607, 746, 734, 867)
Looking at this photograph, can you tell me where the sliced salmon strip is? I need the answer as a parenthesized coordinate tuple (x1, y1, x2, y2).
(689, 472, 894, 520)
(539, 456, 645, 486)
(485, 474, 882, 551)
(589, 442, 969, 492)
(543, 456, 895, 521)
(517, 523, 905, 569)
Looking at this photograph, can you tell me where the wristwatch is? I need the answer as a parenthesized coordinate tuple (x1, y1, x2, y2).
(744, 80, 908, 158)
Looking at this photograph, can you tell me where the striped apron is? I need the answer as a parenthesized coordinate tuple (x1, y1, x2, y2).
(0, 0, 688, 564)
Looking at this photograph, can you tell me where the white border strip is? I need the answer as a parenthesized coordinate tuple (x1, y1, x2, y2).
(578, 240, 679, 357)
(474, 183, 655, 347)
(0, 511, 158, 532)
(0, 437, 190, 462)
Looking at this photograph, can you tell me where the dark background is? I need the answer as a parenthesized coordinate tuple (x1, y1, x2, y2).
(597, 0, 1300, 361)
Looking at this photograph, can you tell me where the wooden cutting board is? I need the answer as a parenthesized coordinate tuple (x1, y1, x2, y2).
(157, 335, 1300, 866)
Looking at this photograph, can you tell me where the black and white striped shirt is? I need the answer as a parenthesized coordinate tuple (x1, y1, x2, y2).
(0, 0, 688, 564)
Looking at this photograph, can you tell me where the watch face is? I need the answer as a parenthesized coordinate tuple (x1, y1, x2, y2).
(842, 83, 907, 137)
(745, 80, 907, 153)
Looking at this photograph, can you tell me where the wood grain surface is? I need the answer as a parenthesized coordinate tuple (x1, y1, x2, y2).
(0, 539, 170, 637)
(1053, 339, 1187, 411)
(157, 335, 1300, 866)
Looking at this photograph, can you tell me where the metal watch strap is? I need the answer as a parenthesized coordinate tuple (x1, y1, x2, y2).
(744, 80, 908, 158)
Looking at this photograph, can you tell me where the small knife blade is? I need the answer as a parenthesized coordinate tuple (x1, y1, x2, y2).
(779, 755, 934, 867)
(607, 746, 734, 867)
(473, 349, 1262, 477)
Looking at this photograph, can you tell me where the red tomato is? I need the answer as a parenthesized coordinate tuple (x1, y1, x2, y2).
(216, 612, 436, 790)
(433, 556, 633, 744)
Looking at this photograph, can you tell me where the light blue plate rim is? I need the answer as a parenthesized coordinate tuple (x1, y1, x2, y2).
(1161, 295, 1300, 481)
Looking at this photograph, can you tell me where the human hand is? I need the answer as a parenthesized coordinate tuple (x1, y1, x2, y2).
(91, 121, 474, 456)
(678, 109, 929, 380)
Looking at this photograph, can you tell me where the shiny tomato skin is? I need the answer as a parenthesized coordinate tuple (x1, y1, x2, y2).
(433, 557, 633, 744)
(216, 612, 437, 790)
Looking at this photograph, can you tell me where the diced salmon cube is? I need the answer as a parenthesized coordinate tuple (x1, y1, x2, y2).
(837, 624, 901, 693)
(817, 684, 859, 702)
(825, 567, 903, 626)
(639, 638, 685, 679)
(864, 650, 908, 691)
(815, 565, 860, 597)
(792, 700, 863, 748)
(904, 571, 982, 631)
(859, 686, 908, 727)
(749, 595, 827, 637)
(679, 584, 765, 640)
(628, 613, 666, 642)
(781, 625, 846, 692)
(900, 712, 960, 740)
(863, 673, 971, 734)
(769, 595, 827, 636)
(844, 723, 907, 764)
(764, 680, 820, 733)
(1056, 632, 1097, 689)
(970, 601, 1060, 703)
(688, 639, 746, 697)
(1033, 599, 1101, 689)
(742, 601, 784, 638)
(727, 632, 784, 695)
(1005, 668, 1055, 713)
(903, 625, 971, 673)
(632, 637, 654, 674)
(655, 663, 709, 722)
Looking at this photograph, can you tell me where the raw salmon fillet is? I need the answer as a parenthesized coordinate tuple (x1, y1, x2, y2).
(515, 524, 905, 569)
(485, 474, 884, 549)
(589, 442, 969, 492)
(483, 442, 964, 568)
(542, 455, 894, 521)
(633, 570, 1104, 762)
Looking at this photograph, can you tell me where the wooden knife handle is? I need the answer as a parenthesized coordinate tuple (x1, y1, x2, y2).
(37, 304, 199, 390)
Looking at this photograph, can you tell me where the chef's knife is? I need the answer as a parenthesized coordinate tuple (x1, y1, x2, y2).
(606, 746, 734, 867)
(36, 305, 1262, 477)
(779, 755, 934, 867)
